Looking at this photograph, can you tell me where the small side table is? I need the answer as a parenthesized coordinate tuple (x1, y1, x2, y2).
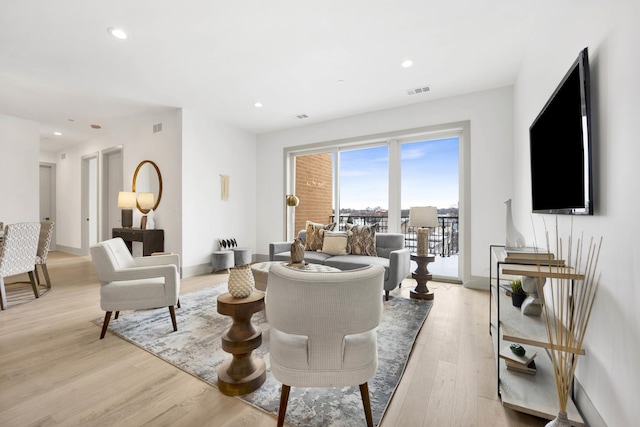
(410, 253, 436, 300)
(216, 291, 266, 396)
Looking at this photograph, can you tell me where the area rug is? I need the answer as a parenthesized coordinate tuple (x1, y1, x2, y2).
(93, 285, 432, 426)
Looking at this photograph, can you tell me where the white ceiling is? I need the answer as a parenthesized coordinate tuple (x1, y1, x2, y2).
(0, 1, 576, 152)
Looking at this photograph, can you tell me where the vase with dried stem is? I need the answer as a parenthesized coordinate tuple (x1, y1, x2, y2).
(534, 219, 602, 427)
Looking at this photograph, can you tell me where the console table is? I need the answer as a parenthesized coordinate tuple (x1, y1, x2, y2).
(112, 228, 164, 256)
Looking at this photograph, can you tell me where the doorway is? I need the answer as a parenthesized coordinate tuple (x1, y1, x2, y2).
(102, 147, 124, 240)
(39, 162, 56, 250)
(81, 154, 99, 255)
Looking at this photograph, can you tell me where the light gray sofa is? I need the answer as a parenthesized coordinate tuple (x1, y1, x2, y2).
(269, 230, 411, 300)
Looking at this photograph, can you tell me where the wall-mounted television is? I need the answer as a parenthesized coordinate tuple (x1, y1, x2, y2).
(529, 47, 593, 215)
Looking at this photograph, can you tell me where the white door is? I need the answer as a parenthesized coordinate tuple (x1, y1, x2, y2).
(81, 154, 99, 255)
(39, 163, 56, 249)
(102, 148, 123, 239)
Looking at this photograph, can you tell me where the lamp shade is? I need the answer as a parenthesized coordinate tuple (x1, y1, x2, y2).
(117, 191, 137, 208)
(409, 206, 439, 228)
(138, 192, 155, 210)
(286, 194, 300, 207)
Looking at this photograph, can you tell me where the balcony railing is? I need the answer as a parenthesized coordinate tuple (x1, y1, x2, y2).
(329, 214, 459, 257)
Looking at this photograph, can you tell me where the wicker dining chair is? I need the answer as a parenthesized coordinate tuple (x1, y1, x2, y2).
(34, 220, 55, 289)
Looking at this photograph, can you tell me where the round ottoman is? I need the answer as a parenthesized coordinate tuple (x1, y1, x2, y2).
(250, 261, 340, 291)
(211, 250, 234, 273)
(250, 261, 280, 291)
(232, 247, 252, 266)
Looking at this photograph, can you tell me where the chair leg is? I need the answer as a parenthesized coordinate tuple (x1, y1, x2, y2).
(28, 271, 39, 298)
(177, 299, 181, 309)
(115, 311, 120, 319)
(169, 306, 177, 331)
(100, 312, 113, 339)
(34, 266, 41, 285)
(359, 382, 374, 427)
(385, 290, 389, 301)
(277, 384, 290, 427)
(41, 264, 52, 289)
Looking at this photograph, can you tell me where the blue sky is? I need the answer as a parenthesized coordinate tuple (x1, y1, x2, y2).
(339, 137, 459, 210)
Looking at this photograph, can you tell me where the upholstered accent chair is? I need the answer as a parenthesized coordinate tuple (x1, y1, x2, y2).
(266, 263, 385, 427)
(90, 237, 181, 339)
(34, 220, 55, 289)
(0, 222, 41, 310)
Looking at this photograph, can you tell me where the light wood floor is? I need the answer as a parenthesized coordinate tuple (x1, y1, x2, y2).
(0, 252, 547, 427)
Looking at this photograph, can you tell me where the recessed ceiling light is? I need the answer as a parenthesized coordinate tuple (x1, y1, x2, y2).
(337, 79, 345, 84)
(91, 124, 102, 129)
(254, 102, 263, 108)
(401, 59, 413, 68)
(107, 27, 128, 40)
(53, 132, 62, 136)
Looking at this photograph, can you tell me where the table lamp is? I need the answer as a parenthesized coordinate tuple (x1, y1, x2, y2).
(409, 206, 439, 256)
(117, 191, 136, 228)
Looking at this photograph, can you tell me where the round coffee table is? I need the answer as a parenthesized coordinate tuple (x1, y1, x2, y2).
(250, 261, 340, 291)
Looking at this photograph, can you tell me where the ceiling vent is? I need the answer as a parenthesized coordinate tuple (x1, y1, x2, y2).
(153, 123, 163, 133)
(407, 86, 430, 95)
(293, 114, 309, 120)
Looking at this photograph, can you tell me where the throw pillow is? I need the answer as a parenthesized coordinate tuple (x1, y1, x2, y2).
(305, 221, 337, 251)
(320, 231, 350, 255)
(346, 223, 378, 256)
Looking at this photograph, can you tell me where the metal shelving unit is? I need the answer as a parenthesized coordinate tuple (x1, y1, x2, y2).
(489, 245, 585, 426)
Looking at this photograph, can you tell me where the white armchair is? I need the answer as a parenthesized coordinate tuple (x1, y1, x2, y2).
(266, 263, 385, 427)
(90, 237, 181, 339)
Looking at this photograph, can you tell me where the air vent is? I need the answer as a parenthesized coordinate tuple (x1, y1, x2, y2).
(153, 123, 163, 133)
(294, 114, 308, 120)
(407, 86, 430, 95)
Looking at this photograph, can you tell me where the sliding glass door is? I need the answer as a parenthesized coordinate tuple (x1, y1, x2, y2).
(401, 137, 459, 278)
(288, 129, 463, 282)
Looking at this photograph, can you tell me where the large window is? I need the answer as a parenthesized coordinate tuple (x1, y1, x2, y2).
(288, 126, 466, 282)
(338, 145, 389, 231)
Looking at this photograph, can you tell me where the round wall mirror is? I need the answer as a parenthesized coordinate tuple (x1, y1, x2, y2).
(132, 160, 163, 214)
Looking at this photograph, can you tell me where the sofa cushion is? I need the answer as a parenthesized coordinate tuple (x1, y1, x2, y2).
(305, 221, 337, 251)
(320, 230, 350, 255)
(375, 233, 406, 258)
(346, 223, 378, 256)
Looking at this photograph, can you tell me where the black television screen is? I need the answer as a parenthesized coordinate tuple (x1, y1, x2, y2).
(529, 47, 593, 215)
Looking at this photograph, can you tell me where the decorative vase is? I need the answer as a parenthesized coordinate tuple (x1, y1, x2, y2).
(290, 238, 305, 263)
(227, 265, 255, 298)
(146, 209, 155, 230)
(505, 199, 526, 248)
(545, 411, 570, 427)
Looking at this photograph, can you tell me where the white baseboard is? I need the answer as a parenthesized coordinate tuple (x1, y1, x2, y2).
(574, 378, 607, 427)
(55, 245, 83, 256)
(464, 275, 489, 290)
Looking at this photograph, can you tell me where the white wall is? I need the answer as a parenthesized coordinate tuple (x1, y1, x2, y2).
(256, 87, 514, 285)
(181, 109, 257, 276)
(48, 109, 182, 254)
(512, 2, 640, 426)
(0, 114, 40, 224)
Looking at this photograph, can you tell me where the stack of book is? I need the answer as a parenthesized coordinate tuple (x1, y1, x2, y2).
(503, 248, 565, 266)
(499, 345, 537, 375)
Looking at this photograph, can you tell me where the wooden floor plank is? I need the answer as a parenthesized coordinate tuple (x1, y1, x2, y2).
(0, 252, 548, 427)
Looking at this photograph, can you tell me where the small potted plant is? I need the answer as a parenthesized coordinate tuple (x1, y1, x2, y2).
(510, 279, 527, 307)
